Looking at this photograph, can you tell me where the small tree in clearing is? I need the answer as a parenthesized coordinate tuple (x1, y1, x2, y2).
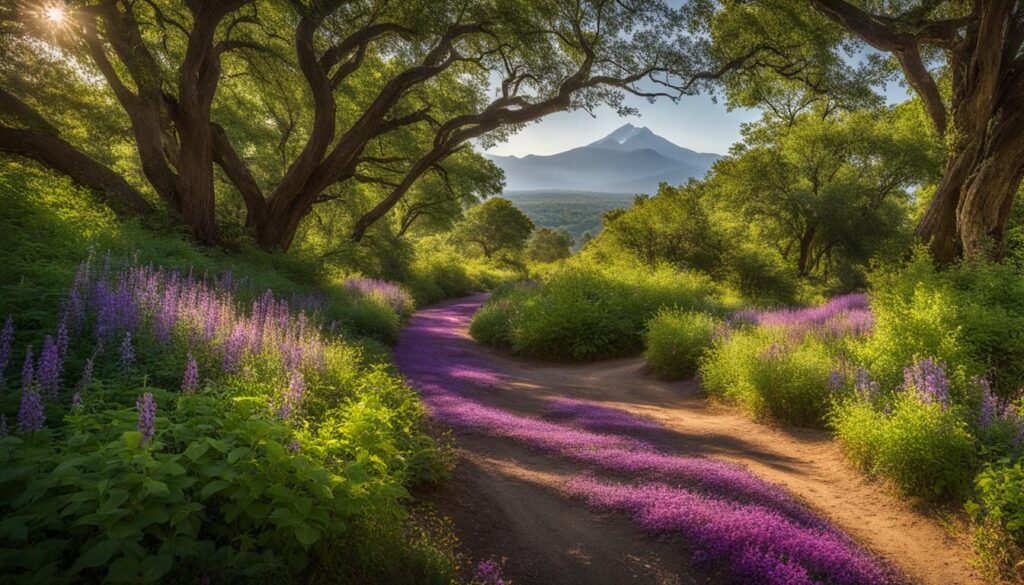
(455, 198, 534, 259)
(526, 228, 574, 263)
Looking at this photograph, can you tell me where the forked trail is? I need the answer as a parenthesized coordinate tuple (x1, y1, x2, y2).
(395, 295, 980, 585)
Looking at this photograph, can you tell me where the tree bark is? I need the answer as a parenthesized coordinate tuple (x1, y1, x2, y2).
(0, 127, 154, 216)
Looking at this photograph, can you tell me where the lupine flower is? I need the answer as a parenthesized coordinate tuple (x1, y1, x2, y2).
(827, 370, 844, 390)
(853, 368, 879, 401)
(65, 289, 85, 333)
(78, 357, 94, 390)
(976, 378, 998, 428)
(20, 345, 33, 391)
(903, 358, 950, 408)
(37, 335, 61, 399)
(181, 352, 199, 394)
(17, 388, 45, 433)
(70, 392, 83, 412)
(120, 332, 135, 372)
(56, 318, 69, 359)
(279, 372, 305, 419)
(343, 278, 414, 316)
(287, 439, 300, 453)
(0, 316, 13, 386)
(136, 392, 156, 445)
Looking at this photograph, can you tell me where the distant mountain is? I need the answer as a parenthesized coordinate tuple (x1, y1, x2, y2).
(485, 124, 721, 194)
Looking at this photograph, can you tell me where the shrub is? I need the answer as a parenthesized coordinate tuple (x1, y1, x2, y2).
(700, 327, 842, 427)
(472, 265, 720, 361)
(468, 300, 514, 348)
(972, 458, 1024, 544)
(644, 309, 721, 379)
(832, 391, 977, 500)
(857, 252, 1024, 400)
(724, 246, 798, 307)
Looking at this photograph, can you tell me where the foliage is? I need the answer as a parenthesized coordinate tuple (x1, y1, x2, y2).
(0, 164, 457, 583)
(832, 392, 977, 501)
(471, 263, 721, 361)
(644, 309, 722, 379)
(856, 252, 1024, 400)
(600, 184, 725, 273)
(700, 326, 843, 427)
(454, 198, 534, 259)
(525, 228, 573, 263)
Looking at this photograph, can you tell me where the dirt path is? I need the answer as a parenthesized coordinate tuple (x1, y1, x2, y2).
(398, 295, 980, 585)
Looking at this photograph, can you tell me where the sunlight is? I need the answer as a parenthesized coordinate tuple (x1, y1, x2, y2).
(41, 3, 67, 27)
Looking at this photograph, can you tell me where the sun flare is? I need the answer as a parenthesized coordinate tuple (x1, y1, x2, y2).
(43, 4, 66, 26)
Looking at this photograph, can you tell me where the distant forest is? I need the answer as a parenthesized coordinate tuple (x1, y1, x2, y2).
(503, 190, 636, 245)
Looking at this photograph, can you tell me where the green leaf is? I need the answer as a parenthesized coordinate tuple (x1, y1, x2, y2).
(0, 518, 28, 541)
(141, 554, 173, 582)
(143, 480, 169, 497)
(70, 539, 120, 572)
(182, 442, 210, 462)
(200, 480, 230, 501)
(292, 524, 320, 547)
(123, 432, 143, 450)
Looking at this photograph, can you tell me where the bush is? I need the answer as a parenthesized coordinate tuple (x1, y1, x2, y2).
(832, 392, 977, 500)
(972, 458, 1024, 544)
(724, 246, 798, 307)
(857, 252, 1024, 400)
(468, 300, 514, 348)
(644, 309, 721, 379)
(700, 327, 842, 427)
(471, 265, 720, 361)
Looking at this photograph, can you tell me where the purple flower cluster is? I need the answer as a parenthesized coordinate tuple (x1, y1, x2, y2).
(471, 559, 509, 585)
(37, 336, 61, 398)
(343, 277, 414, 316)
(395, 295, 897, 584)
(567, 478, 891, 585)
(902, 358, 950, 408)
(732, 294, 873, 340)
(59, 258, 328, 382)
(137, 392, 156, 445)
(182, 352, 199, 394)
(17, 388, 45, 434)
(279, 372, 305, 420)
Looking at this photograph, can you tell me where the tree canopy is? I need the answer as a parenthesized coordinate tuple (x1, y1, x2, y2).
(696, 0, 1024, 262)
(0, 0, 745, 250)
(455, 197, 534, 258)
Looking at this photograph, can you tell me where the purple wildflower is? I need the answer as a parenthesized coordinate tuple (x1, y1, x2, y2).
(279, 372, 305, 419)
(0, 316, 12, 386)
(78, 357, 94, 390)
(70, 391, 82, 412)
(56, 318, 69, 359)
(343, 278, 414, 316)
(136, 392, 156, 445)
(120, 331, 135, 372)
(182, 352, 199, 394)
(17, 388, 45, 433)
(903, 358, 950, 408)
(20, 345, 33, 391)
(287, 439, 300, 453)
(828, 370, 844, 390)
(471, 559, 509, 585)
(976, 378, 998, 428)
(393, 296, 897, 584)
(37, 335, 61, 399)
(853, 368, 879, 401)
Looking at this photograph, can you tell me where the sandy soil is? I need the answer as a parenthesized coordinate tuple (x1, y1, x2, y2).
(408, 295, 981, 585)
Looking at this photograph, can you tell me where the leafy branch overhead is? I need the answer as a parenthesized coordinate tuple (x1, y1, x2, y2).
(0, 0, 763, 250)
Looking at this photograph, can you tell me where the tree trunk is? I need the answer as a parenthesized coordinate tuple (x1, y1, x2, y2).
(0, 128, 153, 216)
(917, 106, 1024, 262)
(796, 225, 816, 277)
